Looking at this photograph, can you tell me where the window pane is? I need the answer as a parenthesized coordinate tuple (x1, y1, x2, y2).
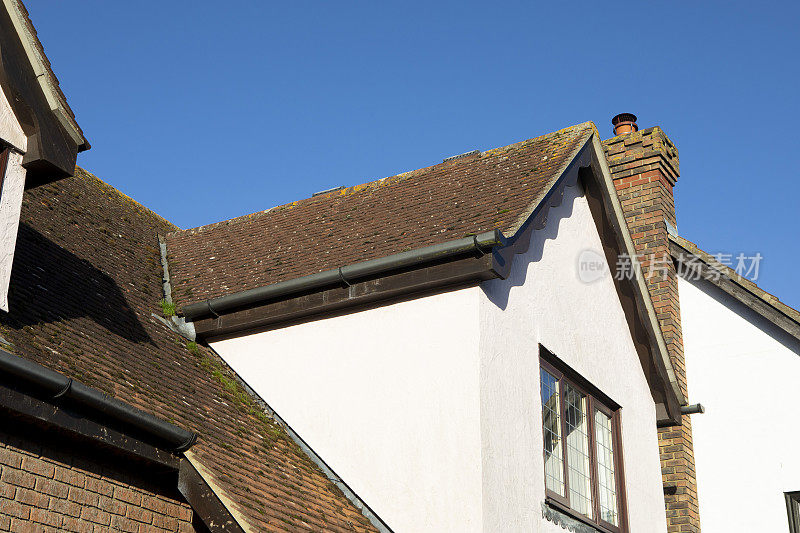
(595, 410, 619, 526)
(564, 383, 593, 518)
(540, 368, 564, 496)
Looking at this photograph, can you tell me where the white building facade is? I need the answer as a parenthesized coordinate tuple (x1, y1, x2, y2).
(210, 182, 669, 532)
(677, 260, 800, 532)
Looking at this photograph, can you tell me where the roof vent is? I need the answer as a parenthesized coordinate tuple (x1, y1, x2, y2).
(443, 149, 480, 163)
(612, 113, 638, 136)
(312, 186, 345, 197)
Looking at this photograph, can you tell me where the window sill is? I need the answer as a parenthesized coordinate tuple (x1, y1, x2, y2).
(543, 499, 619, 533)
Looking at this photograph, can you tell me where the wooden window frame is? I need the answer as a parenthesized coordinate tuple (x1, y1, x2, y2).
(540, 346, 629, 533)
(787, 491, 800, 533)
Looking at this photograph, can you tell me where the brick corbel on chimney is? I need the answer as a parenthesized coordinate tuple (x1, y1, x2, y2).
(604, 127, 679, 187)
(603, 123, 700, 533)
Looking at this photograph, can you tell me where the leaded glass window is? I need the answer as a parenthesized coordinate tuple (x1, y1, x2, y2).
(565, 383, 593, 518)
(541, 368, 564, 496)
(540, 349, 626, 532)
(595, 410, 619, 526)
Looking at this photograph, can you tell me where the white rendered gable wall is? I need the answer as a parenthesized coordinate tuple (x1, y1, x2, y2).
(210, 181, 668, 532)
(211, 286, 484, 532)
(0, 84, 27, 312)
(477, 181, 666, 532)
(679, 275, 800, 532)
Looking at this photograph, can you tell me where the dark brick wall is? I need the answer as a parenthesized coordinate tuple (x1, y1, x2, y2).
(0, 423, 200, 533)
(603, 127, 701, 533)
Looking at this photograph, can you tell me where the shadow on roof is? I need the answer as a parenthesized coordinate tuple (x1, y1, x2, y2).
(4, 223, 152, 345)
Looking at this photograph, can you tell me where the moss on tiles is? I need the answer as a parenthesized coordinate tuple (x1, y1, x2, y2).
(159, 299, 176, 317)
(187, 342, 296, 452)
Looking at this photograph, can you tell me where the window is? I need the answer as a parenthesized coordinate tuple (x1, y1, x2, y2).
(540, 348, 627, 532)
(787, 492, 800, 533)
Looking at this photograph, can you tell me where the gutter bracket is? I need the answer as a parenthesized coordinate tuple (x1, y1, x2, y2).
(51, 378, 72, 399)
(338, 267, 351, 287)
(473, 235, 485, 256)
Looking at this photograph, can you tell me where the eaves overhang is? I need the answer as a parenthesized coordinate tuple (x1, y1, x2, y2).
(182, 229, 510, 339)
(0, 0, 89, 186)
(0, 348, 196, 459)
(502, 133, 684, 425)
(584, 133, 685, 425)
(1, 0, 88, 151)
(0, 347, 252, 533)
(669, 233, 800, 342)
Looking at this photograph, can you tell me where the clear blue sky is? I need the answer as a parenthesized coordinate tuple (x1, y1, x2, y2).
(27, 1, 799, 308)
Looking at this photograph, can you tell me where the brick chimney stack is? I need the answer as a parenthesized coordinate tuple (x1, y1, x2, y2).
(603, 116, 701, 533)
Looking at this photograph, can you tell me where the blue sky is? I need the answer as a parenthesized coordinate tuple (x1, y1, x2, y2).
(27, 1, 799, 308)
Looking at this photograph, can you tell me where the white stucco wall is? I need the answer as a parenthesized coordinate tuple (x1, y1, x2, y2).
(679, 275, 800, 532)
(211, 288, 485, 532)
(0, 84, 27, 312)
(478, 181, 667, 533)
(210, 180, 668, 532)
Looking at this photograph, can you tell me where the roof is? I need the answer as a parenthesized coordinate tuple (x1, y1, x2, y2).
(165, 121, 684, 424)
(166, 122, 594, 308)
(669, 232, 800, 341)
(0, 168, 378, 532)
(2, 0, 88, 150)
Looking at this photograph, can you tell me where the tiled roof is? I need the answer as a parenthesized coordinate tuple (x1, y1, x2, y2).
(0, 168, 378, 532)
(166, 122, 595, 307)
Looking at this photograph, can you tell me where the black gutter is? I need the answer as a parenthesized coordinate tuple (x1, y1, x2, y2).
(182, 229, 505, 320)
(0, 349, 197, 452)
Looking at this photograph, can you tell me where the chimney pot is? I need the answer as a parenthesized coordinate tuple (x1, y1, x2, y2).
(612, 113, 638, 136)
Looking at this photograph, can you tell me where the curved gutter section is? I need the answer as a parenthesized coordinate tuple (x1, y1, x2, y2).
(0, 349, 197, 452)
(182, 230, 504, 320)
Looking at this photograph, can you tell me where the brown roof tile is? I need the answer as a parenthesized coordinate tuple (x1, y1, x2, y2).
(0, 168, 378, 532)
(166, 122, 595, 307)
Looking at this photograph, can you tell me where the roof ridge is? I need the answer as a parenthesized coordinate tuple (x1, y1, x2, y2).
(74, 166, 178, 231)
(169, 121, 597, 237)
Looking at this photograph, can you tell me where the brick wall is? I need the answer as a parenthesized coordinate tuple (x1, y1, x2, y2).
(603, 127, 701, 533)
(0, 423, 201, 533)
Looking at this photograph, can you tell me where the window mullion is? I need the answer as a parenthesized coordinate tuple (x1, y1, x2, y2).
(587, 396, 601, 526)
(558, 374, 571, 508)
